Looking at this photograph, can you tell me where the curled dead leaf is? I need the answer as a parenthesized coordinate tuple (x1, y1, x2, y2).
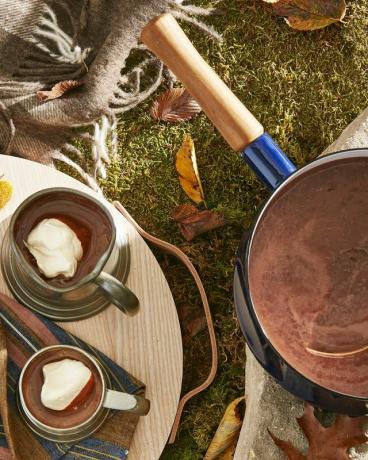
(151, 87, 201, 122)
(270, 404, 367, 459)
(172, 204, 225, 241)
(178, 305, 207, 344)
(263, 0, 346, 31)
(37, 80, 83, 102)
(175, 134, 204, 204)
(185, 317, 207, 341)
(204, 397, 246, 460)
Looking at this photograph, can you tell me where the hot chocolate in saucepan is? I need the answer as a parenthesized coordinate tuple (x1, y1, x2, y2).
(249, 158, 368, 396)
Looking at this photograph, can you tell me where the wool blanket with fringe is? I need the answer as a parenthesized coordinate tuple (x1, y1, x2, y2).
(0, 0, 219, 189)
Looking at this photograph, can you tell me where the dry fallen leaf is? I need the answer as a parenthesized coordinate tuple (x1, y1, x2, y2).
(175, 134, 204, 204)
(269, 432, 305, 460)
(37, 80, 83, 102)
(185, 317, 207, 341)
(204, 397, 246, 460)
(151, 87, 201, 122)
(172, 204, 225, 241)
(269, 404, 367, 459)
(0, 178, 13, 209)
(178, 305, 207, 344)
(263, 0, 346, 31)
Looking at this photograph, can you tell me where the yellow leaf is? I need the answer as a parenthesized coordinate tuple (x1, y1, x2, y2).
(204, 397, 246, 460)
(219, 442, 238, 460)
(0, 179, 13, 209)
(175, 134, 204, 204)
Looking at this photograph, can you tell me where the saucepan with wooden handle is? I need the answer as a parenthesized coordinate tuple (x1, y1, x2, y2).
(141, 13, 368, 416)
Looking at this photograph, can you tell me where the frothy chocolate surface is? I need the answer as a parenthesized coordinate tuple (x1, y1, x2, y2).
(13, 190, 112, 287)
(22, 347, 103, 429)
(249, 157, 368, 396)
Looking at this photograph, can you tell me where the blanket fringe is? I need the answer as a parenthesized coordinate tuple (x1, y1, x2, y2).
(30, 4, 91, 66)
(170, 0, 222, 41)
(91, 115, 116, 180)
(110, 59, 164, 114)
(4, 1, 220, 191)
(52, 151, 101, 192)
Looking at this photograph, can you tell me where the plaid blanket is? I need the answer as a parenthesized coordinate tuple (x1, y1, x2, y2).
(0, 293, 145, 460)
(0, 0, 218, 190)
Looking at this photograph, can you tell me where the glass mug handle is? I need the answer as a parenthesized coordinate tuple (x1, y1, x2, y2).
(94, 271, 139, 316)
(103, 390, 150, 415)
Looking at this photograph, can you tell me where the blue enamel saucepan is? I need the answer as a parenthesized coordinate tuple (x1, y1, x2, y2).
(142, 14, 368, 415)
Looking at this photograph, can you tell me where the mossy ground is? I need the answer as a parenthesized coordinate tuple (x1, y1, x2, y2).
(67, 0, 368, 457)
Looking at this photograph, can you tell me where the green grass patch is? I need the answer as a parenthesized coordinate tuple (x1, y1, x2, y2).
(63, 0, 368, 457)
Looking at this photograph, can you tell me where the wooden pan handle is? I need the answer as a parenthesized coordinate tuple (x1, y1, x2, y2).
(141, 13, 264, 152)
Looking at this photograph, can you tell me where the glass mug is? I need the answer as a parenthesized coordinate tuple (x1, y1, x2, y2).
(1, 187, 138, 320)
(18, 345, 150, 442)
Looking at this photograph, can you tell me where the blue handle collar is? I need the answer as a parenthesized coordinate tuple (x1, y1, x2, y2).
(241, 133, 297, 191)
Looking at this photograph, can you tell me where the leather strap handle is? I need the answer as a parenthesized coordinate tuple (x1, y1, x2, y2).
(141, 13, 264, 152)
(114, 201, 218, 443)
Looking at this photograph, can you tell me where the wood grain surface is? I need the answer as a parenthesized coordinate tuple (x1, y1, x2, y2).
(0, 156, 183, 460)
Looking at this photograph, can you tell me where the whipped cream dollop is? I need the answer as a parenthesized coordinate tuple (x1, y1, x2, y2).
(26, 218, 83, 278)
(41, 359, 93, 411)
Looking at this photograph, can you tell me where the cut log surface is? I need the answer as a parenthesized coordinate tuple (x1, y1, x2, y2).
(0, 156, 183, 460)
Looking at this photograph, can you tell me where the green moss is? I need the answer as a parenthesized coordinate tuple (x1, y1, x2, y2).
(62, 0, 368, 457)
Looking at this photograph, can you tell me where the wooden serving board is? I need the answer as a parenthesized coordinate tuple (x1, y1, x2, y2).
(0, 156, 183, 460)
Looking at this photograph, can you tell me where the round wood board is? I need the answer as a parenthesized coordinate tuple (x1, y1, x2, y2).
(0, 156, 183, 460)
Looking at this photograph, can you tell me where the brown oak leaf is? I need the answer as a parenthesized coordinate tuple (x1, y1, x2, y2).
(37, 80, 83, 102)
(269, 431, 305, 460)
(270, 404, 367, 459)
(151, 87, 201, 122)
(172, 204, 225, 241)
(263, 0, 346, 31)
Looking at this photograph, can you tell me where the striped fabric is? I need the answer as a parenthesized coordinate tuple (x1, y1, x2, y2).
(0, 293, 145, 460)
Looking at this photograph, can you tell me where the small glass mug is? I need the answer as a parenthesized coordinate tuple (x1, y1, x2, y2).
(2, 187, 139, 320)
(18, 345, 150, 443)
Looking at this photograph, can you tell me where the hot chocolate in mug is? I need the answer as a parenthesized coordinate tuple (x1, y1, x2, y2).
(1, 188, 138, 320)
(18, 345, 150, 442)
